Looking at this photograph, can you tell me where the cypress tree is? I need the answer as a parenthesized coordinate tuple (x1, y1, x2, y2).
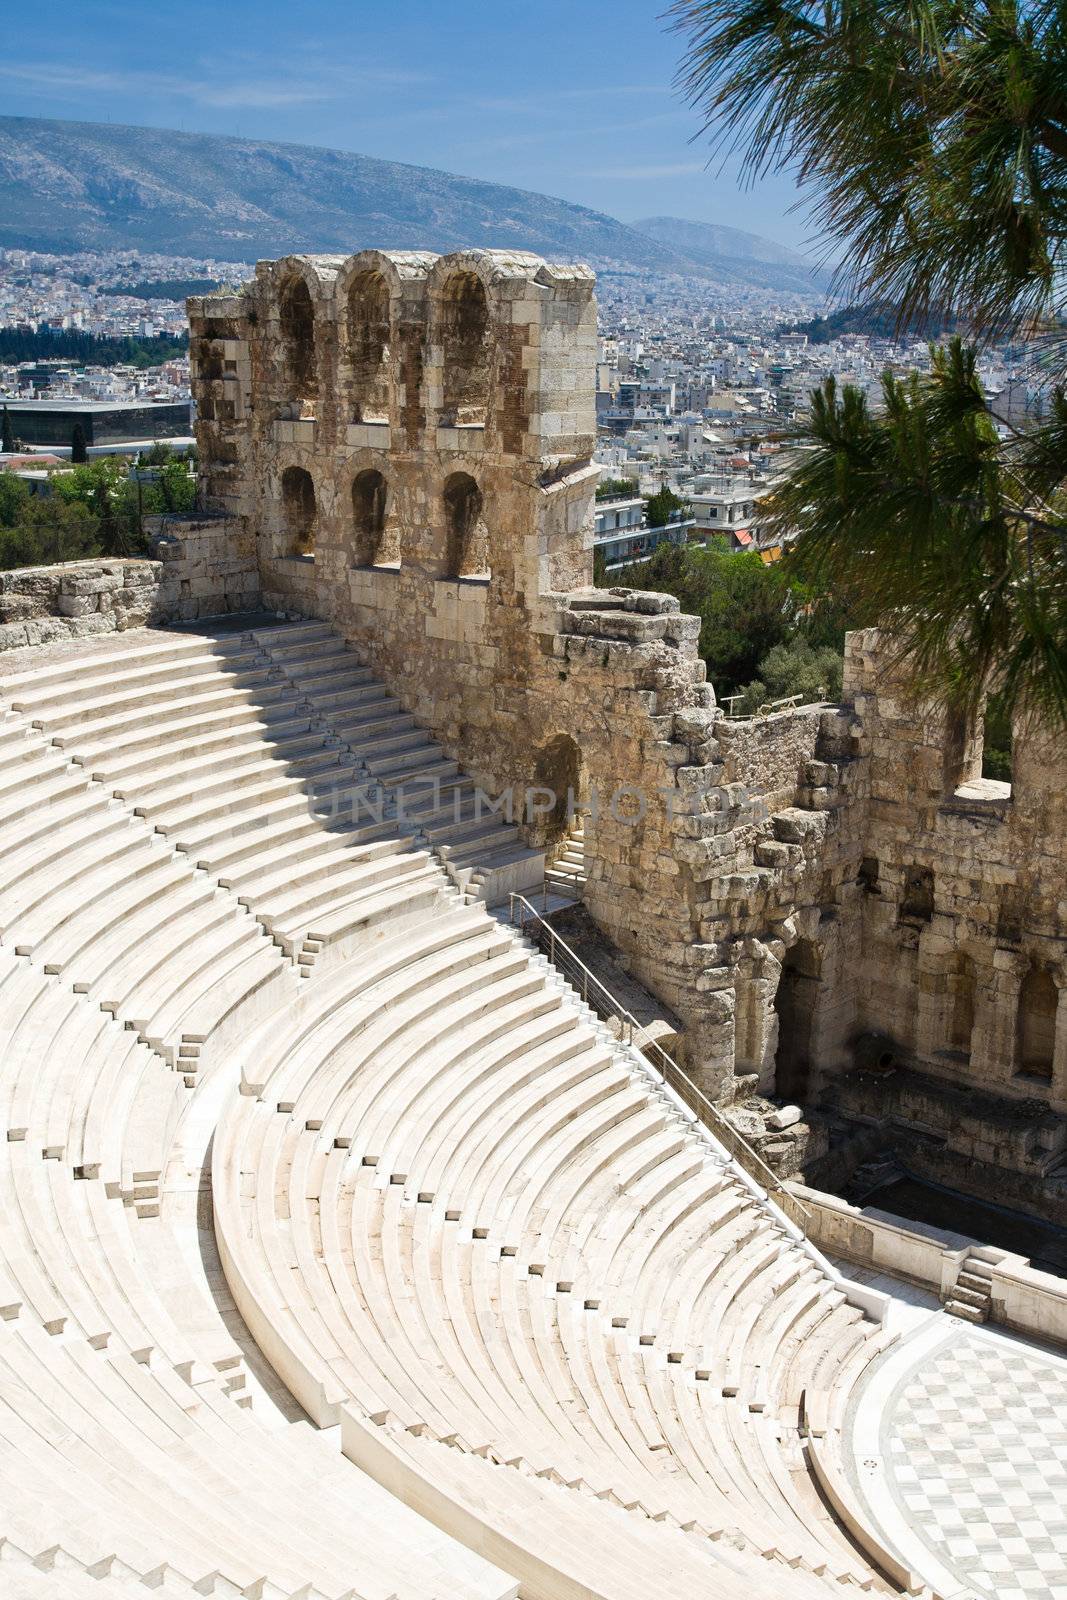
(1, 406, 13, 454)
(70, 423, 88, 464)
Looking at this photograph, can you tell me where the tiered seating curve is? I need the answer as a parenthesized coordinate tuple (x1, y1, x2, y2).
(0, 941, 514, 1599)
(0, 617, 903, 1600)
(214, 898, 896, 1598)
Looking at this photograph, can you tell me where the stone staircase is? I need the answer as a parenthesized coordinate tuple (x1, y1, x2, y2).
(943, 1253, 995, 1324)
(544, 815, 586, 899)
(252, 620, 545, 909)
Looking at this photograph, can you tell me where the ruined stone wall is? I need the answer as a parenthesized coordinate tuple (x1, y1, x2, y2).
(146, 516, 260, 622)
(0, 558, 166, 651)
(186, 249, 872, 1099)
(0, 518, 258, 653)
(844, 628, 1067, 1114)
(187, 251, 1064, 1124)
(187, 249, 876, 1100)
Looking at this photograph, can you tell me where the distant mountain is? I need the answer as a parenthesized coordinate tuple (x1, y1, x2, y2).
(634, 215, 810, 268)
(0, 115, 702, 275)
(632, 215, 833, 295)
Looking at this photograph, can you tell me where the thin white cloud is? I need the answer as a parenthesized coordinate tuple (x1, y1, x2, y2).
(0, 62, 334, 107)
(475, 85, 671, 114)
(0, 57, 430, 111)
(582, 161, 707, 180)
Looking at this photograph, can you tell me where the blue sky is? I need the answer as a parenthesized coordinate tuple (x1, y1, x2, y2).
(2, 0, 815, 249)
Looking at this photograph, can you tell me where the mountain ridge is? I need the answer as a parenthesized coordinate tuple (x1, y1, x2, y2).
(632, 213, 832, 293)
(633, 215, 811, 268)
(0, 116, 829, 296)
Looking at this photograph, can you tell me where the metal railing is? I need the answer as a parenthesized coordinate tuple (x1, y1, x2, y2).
(721, 688, 827, 720)
(508, 893, 810, 1233)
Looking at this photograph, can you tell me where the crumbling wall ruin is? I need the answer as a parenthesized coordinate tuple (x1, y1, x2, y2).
(187, 254, 1066, 1142)
(843, 629, 1067, 1113)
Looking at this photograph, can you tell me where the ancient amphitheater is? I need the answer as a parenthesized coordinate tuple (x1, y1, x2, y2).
(1, 249, 1066, 1600)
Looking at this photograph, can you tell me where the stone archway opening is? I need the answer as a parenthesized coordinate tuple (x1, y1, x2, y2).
(281, 465, 316, 558)
(279, 277, 316, 409)
(528, 735, 590, 908)
(440, 271, 490, 427)
(1017, 964, 1058, 1081)
(348, 270, 390, 423)
(443, 472, 489, 578)
(351, 469, 395, 566)
(774, 938, 822, 1103)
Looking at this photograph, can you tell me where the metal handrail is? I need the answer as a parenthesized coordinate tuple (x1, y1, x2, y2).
(508, 893, 810, 1231)
(721, 688, 828, 721)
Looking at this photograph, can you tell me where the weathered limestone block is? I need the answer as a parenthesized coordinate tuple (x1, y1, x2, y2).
(57, 593, 97, 617)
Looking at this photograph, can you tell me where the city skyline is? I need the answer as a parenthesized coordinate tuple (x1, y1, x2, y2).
(2, 0, 818, 251)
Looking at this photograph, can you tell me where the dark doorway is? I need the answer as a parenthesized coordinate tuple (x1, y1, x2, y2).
(774, 939, 822, 1101)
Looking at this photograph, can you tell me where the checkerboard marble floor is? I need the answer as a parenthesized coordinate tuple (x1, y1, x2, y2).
(846, 1313, 1067, 1599)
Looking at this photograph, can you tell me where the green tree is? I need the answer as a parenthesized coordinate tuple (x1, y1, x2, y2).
(51, 459, 149, 557)
(736, 639, 845, 717)
(612, 539, 799, 694)
(596, 477, 639, 501)
(139, 442, 176, 466)
(644, 484, 687, 529)
(0, 474, 29, 528)
(0, 498, 101, 570)
(982, 688, 1014, 781)
(0, 328, 188, 369)
(158, 458, 195, 514)
(70, 423, 88, 464)
(671, 0, 1067, 728)
(1, 406, 13, 454)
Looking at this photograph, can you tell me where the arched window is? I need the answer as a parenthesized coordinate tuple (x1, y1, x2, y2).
(279, 278, 316, 403)
(1017, 965, 1058, 1080)
(281, 465, 316, 558)
(948, 954, 977, 1057)
(347, 271, 390, 423)
(440, 271, 490, 427)
(443, 472, 488, 578)
(352, 469, 396, 566)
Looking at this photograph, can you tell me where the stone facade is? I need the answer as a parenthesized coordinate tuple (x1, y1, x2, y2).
(186, 252, 1067, 1186)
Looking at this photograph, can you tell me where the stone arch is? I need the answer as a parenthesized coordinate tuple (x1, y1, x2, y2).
(774, 937, 822, 1102)
(351, 468, 396, 566)
(278, 276, 316, 404)
(440, 270, 491, 427)
(281, 464, 316, 558)
(1017, 963, 1058, 1080)
(527, 732, 585, 848)
(443, 472, 489, 578)
(347, 269, 390, 423)
(947, 952, 977, 1057)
